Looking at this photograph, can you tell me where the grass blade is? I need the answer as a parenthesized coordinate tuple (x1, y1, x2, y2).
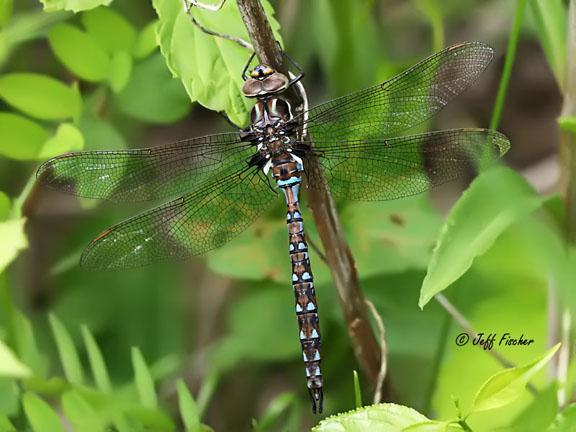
(353, 370, 362, 408)
(131, 347, 157, 409)
(81, 325, 111, 393)
(177, 379, 201, 432)
(22, 392, 65, 432)
(529, 0, 567, 88)
(48, 313, 83, 385)
(490, 0, 528, 131)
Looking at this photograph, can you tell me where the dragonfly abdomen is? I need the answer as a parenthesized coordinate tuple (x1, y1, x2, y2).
(273, 155, 324, 414)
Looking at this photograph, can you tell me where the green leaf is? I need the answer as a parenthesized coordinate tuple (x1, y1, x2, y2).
(152, 0, 281, 126)
(196, 370, 219, 419)
(0, 0, 13, 27)
(11, 310, 47, 378)
(131, 347, 157, 408)
(312, 403, 429, 431)
(61, 390, 104, 432)
(208, 219, 286, 282)
(177, 380, 201, 432)
(82, 7, 136, 53)
(48, 313, 84, 385)
(528, 0, 566, 88)
(123, 406, 174, 431)
(48, 23, 110, 82)
(343, 197, 441, 277)
(78, 114, 127, 150)
(108, 50, 132, 93)
(134, 21, 158, 59)
(115, 53, 190, 123)
(40, 0, 112, 13)
(0, 414, 16, 432)
(404, 421, 464, 431)
(0, 113, 49, 161)
(0, 73, 81, 120)
(311, 0, 378, 95)
(0, 339, 31, 378)
(471, 344, 560, 413)
(81, 325, 111, 393)
(253, 392, 298, 432)
(419, 167, 542, 308)
(508, 383, 558, 432)
(0, 379, 20, 418)
(22, 392, 65, 432)
(0, 191, 9, 221)
(558, 116, 576, 134)
(0, 218, 27, 273)
(210, 285, 299, 370)
(548, 405, 576, 431)
(39, 123, 84, 159)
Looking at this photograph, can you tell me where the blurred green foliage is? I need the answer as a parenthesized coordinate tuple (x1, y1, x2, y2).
(0, 0, 575, 431)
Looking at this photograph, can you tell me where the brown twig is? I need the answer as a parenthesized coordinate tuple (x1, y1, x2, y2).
(364, 299, 388, 404)
(235, 0, 386, 396)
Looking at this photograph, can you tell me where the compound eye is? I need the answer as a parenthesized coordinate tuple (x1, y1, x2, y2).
(251, 65, 275, 78)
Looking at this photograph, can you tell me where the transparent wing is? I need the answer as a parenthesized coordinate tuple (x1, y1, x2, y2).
(305, 129, 510, 201)
(305, 42, 493, 143)
(81, 168, 276, 270)
(37, 132, 254, 202)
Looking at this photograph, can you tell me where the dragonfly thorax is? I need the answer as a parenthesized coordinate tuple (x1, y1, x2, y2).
(250, 97, 293, 127)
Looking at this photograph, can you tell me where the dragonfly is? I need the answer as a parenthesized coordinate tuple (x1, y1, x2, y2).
(37, 42, 510, 414)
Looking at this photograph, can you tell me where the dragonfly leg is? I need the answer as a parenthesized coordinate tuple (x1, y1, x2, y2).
(242, 51, 258, 81)
(183, 0, 227, 12)
(283, 49, 305, 85)
(272, 41, 305, 85)
(183, 0, 253, 50)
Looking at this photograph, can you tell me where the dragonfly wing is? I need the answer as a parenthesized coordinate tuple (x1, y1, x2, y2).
(37, 132, 254, 202)
(80, 168, 276, 270)
(305, 129, 510, 201)
(305, 42, 493, 143)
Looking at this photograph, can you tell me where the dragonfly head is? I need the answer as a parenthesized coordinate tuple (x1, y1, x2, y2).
(242, 65, 290, 98)
(250, 65, 275, 79)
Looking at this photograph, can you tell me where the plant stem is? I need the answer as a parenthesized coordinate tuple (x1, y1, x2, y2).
(558, 0, 576, 406)
(489, 0, 527, 131)
(353, 370, 362, 408)
(434, 294, 537, 395)
(0, 10, 70, 67)
(434, 294, 514, 369)
(563, 0, 576, 244)
(235, 0, 386, 396)
(364, 299, 388, 404)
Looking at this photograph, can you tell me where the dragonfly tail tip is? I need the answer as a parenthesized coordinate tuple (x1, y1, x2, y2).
(309, 387, 323, 414)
